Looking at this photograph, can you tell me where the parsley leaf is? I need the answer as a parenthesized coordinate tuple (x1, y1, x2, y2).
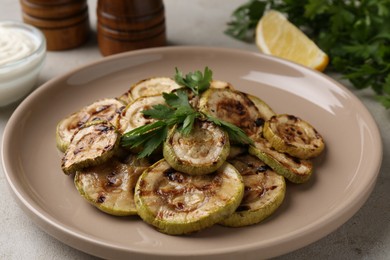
(206, 115, 253, 145)
(224, 0, 267, 42)
(163, 90, 190, 109)
(174, 67, 213, 95)
(181, 112, 196, 136)
(121, 120, 168, 157)
(138, 126, 168, 158)
(142, 104, 175, 120)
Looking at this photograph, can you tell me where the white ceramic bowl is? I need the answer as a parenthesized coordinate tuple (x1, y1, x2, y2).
(0, 21, 46, 107)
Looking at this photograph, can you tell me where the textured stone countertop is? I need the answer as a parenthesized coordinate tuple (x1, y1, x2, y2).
(1, 0, 389, 259)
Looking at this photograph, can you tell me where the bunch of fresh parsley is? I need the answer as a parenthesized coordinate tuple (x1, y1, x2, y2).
(121, 67, 252, 158)
(225, 0, 390, 108)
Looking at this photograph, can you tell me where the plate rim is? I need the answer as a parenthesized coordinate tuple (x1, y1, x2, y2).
(1, 46, 383, 259)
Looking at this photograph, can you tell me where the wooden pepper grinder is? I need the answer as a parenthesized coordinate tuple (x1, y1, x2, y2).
(20, 0, 90, 51)
(97, 0, 166, 56)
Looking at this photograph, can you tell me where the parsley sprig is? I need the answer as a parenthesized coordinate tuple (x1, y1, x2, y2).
(226, 0, 390, 108)
(174, 67, 213, 95)
(121, 67, 252, 158)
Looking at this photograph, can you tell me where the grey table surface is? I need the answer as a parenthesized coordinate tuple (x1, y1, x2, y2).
(1, 0, 389, 259)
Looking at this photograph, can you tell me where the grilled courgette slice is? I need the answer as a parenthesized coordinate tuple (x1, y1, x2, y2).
(129, 77, 181, 100)
(61, 121, 120, 175)
(198, 88, 263, 138)
(163, 120, 230, 175)
(220, 154, 285, 227)
(263, 114, 325, 159)
(249, 137, 313, 183)
(119, 95, 165, 134)
(135, 160, 244, 235)
(74, 155, 150, 216)
(56, 98, 125, 152)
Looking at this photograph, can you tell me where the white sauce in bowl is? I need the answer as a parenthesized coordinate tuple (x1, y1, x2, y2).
(0, 21, 46, 107)
(0, 26, 39, 66)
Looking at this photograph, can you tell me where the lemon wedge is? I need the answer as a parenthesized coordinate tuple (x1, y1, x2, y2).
(256, 10, 329, 71)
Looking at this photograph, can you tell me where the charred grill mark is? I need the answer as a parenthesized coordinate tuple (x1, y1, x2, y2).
(236, 205, 250, 212)
(255, 118, 265, 127)
(97, 194, 106, 203)
(314, 128, 322, 138)
(106, 172, 120, 187)
(246, 162, 254, 168)
(76, 121, 86, 128)
(243, 181, 265, 196)
(61, 157, 67, 167)
(198, 183, 213, 192)
(266, 185, 278, 191)
(142, 114, 152, 120)
(103, 144, 113, 151)
(163, 167, 175, 175)
(292, 157, 301, 164)
(278, 125, 299, 142)
(287, 114, 298, 121)
(219, 136, 226, 145)
(107, 115, 115, 121)
(218, 99, 247, 116)
(94, 105, 111, 114)
(79, 114, 90, 124)
(235, 102, 246, 115)
(107, 176, 115, 186)
(89, 103, 123, 123)
(90, 117, 102, 122)
(73, 146, 84, 155)
(176, 202, 184, 210)
(116, 105, 125, 114)
(96, 124, 112, 133)
(164, 168, 184, 183)
(256, 165, 270, 173)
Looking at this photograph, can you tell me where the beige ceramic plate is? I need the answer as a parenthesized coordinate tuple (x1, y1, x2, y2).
(2, 47, 382, 259)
